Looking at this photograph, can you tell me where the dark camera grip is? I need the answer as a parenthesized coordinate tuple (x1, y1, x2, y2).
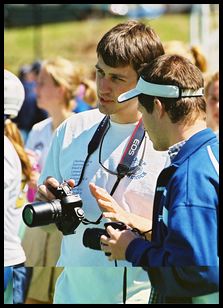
(104, 221, 127, 231)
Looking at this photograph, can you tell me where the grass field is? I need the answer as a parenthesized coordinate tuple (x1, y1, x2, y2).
(4, 14, 190, 75)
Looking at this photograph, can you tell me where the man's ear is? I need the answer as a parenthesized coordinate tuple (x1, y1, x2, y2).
(154, 98, 165, 119)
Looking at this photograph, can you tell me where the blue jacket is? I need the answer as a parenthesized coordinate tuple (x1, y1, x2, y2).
(126, 128, 219, 296)
(13, 80, 48, 131)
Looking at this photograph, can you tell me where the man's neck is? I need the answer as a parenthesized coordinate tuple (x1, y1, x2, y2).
(168, 120, 207, 147)
(110, 111, 141, 124)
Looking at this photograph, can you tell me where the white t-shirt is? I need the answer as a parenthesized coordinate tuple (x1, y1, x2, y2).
(25, 117, 53, 170)
(4, 136, 26, 266)
(39, 109, 168, 304)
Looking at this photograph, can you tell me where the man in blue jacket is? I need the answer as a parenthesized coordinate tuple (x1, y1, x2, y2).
(93, 54, 219, 303)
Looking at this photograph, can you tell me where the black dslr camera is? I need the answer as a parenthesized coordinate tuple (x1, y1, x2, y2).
(22, 182, 84, 235)
(83, 221, 127, 251)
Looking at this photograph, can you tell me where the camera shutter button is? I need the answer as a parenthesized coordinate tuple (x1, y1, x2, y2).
(76, 208, 84, 218)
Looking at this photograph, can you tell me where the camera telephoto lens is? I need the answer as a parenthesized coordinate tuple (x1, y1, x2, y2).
(22, 206, 35, 226)
(22, 200, 61, 227)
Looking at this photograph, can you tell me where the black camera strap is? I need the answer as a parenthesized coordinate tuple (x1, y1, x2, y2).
(123, 266, 127, 304)
(82, 117, 145, 226)
(74, 115, 110, 188)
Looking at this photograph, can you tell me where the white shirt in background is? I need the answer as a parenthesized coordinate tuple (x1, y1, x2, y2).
(4, 136, 26, 266)
(25, 117, 53, 170)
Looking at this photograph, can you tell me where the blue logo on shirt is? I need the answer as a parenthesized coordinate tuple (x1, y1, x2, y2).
(127, 158, 147, 180)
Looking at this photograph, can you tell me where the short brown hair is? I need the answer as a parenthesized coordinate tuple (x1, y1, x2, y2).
(96, 20, 164, 76)
(138, 54, 206, 124)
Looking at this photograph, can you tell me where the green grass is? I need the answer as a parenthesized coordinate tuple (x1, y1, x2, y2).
(148, 13, 190, 42)
(4, 14, 190, 75)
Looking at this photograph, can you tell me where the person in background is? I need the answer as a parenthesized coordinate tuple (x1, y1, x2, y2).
(22, 56, 96, 304)
(4, 69, 32, 304)
(13, 60, 48, 143)
(163, 40, 207, 73)
(205, 71, 219, 138)
(35, 20, 168, 304)
(95, 54, 219, 304)
(73, 77, 97, 113)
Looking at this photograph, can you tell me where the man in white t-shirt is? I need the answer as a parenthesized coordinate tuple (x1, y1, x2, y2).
(4, 69, 26, 304)
(35, 21, 168, 304)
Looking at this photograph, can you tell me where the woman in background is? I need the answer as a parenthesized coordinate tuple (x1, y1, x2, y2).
(22, 56, 96, 304)
(205, 71, 219, 138)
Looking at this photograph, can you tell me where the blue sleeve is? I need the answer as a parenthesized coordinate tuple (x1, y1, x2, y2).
(147, 266, 219, 297)
(126, 205, 218, 266)
(126, 241, 219, 296)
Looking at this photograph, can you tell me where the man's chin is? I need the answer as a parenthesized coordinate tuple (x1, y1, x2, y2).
(98, 104, 112, 115)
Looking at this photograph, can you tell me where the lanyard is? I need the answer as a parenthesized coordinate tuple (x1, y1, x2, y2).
(74, 115, 110, 188)
(79, 116, 145, 225)
(110, 118, 145, 194)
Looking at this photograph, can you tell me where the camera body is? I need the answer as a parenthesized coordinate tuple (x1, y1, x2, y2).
(83, 221, 127, 250)
(22, 182, 84, 235)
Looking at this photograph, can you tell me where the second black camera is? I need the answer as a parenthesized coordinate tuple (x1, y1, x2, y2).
(83, 221, 127, 250)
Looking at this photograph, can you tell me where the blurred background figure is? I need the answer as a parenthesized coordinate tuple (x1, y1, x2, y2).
(72, 64, 97, 113)
(73, 78, 97, 113)
(13, 60, 48, 143)
(163, 40, 207, 73)
(22, 56, 96, 304)
(4, 69, 32, 304)
(205, 71, 219, 138)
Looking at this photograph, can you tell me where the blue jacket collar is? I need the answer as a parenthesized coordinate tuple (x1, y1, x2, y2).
(171, 128, 217, 167)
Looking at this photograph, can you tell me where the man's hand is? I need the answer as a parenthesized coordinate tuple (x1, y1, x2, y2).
(89, 182, 152, 236)
(89, 182, 131, 226)
(100, 226, 139, 261)
(35, 177, 75, 202)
